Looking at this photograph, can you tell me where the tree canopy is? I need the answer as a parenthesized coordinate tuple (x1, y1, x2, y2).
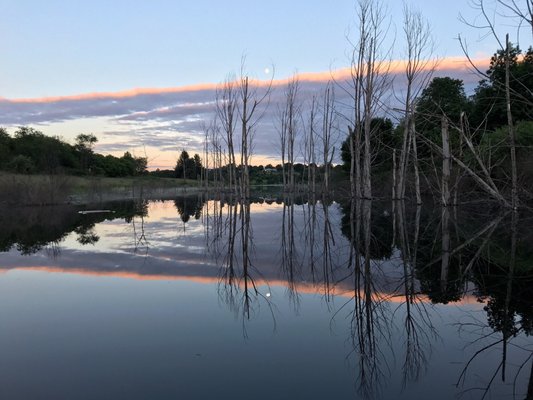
(0, 127, 147, 177)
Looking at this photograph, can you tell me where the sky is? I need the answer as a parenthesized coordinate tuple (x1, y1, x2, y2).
(0, 0, 526, 169)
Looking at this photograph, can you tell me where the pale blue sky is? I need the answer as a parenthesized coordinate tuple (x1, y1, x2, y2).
(0, 0, 503, 98)
(0, 0, 526, 168)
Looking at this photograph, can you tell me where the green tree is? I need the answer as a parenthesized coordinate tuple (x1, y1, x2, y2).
(175, 151, 201, 180)
(471, 45, 533, 130)
(415, 77, 468, 132)
(12, 127, 73, 173)
(192, 153, 203, 179)
(341, 117, 395, 172)
(0, 128, 12, 169)
(74, 133, 98, 173)
(7, 155, 35, 173)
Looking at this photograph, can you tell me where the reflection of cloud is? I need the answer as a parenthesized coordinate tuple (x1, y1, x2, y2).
(0, 57, 487, 167)
(0, 266, 483, 306)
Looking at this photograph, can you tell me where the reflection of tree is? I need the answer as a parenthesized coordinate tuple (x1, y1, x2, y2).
(456, 210, 533, 399)
(75, 226, 100, 245)
(340, 200, 394, 261)
(0, 201, 146, 256)
(340, 198, 434, 396)
(320, 195, 336, 301)
(395, 202, 437, 386)
(340, 199, 392, 398)
(211, 197, 275, 337)
(174, 195, 204, 225)
(132, 211, 148, 254)
(303, 193, 318, 282)
(280, 195, 300, 308)
(299, 194, 346, 305)
(414, 207, 464, 304)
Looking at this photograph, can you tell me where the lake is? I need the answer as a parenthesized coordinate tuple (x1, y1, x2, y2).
(1, 194, 531, 399)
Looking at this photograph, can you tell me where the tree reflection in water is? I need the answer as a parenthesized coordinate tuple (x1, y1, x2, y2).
(1, 194, 532, 398)
(395, 202, 437, 387)
(207, 196, 276, 337)
(454, 209, 533, 399)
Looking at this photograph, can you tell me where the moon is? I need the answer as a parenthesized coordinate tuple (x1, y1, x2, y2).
(264, 67, 270, 75)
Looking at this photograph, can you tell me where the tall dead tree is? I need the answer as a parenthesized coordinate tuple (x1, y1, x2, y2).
(321, 82, 336, 194)
(200, 122, 210, 189)
(216, 77, 238, 195)
(347, 0, 391, 200)
(504, 34, 519, 209)
(237, 62, 272, 199)
(396, 5, 435, 204)
(278, 76, 300, 193)
(496, 0, 533, 39)
(459, 0, 528, 207)
(306, 95, 318, 194)
(441, 116, 451, 206)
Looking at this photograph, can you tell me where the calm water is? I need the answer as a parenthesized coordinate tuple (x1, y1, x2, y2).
(0, 195, 532, 400)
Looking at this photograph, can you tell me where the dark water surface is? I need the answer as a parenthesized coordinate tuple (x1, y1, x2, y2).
(0, 195, 532, 400)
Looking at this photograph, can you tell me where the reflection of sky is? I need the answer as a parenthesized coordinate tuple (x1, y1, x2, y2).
(0, 200, 531, 399)
(0, 269, 529, 400)
(0, 200, 482, 302)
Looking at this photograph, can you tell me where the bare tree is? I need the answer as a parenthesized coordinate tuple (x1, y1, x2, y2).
(396, 4, 435, 204)
(200, 122, 210, 190)
(458, 0, 530, 208)
(306, 95, 318, 194)
(321, 82, 336, 194)
(346, 0, 392, 200)
(237, 61, 272, 199)
(441, 117, 452, 206)
(504, 34, 519, 209)
(216, 76, 238, 195)
(496, 0, 533, 39)
(278, 76, 300, 193)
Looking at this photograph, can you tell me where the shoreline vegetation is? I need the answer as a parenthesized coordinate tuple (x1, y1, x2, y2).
(1, 170, 530, 208)
(0, 173, 207, 206)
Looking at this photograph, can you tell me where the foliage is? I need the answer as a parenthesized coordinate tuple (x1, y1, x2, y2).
(0, 127, 147, 178)
(175, 150, 202, 180)
(470, 45, 533, 130)
(478, 120, 533, 163)
(415, 77, 469, 131)
(340, 118, 396, 172)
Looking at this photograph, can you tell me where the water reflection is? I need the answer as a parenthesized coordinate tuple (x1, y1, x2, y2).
(0, 195, 532, 399)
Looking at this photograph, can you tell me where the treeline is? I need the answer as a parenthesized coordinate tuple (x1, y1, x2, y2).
(340, 45, 533, 186)
(0, 127, 147, 177)
(151, 148, 344, 186)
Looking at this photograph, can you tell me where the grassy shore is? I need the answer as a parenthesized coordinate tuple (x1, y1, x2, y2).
(0, 172, 203, 206)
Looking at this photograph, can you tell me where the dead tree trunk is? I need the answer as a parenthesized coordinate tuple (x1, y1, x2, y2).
(397, 5, 434, 201)
(505, 34, 518, 209)
(307, 95, 318, 194)
(279, 76, 300, 193)
(322, 83, 335, 195)
(237, 62, 272, 199)
(410, 117, 422, 204)
(216, 78, 238, 195)
(348, 0, 390, 200)
(441, 116, 451, 206)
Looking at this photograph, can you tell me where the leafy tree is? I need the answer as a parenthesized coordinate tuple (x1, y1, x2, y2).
(0, 128, 12, 169)
(175, 151, 202, 180)
(415, 77, 469, 132)
(7, 155, 35, 173)
(192, 154, 202, 179)
(75, 133, 98, 173)
(12, 127, 74, 173)
(413, 77, 469, 158)
(341, 117, 395, 172)
(470, 45, 533, 130)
